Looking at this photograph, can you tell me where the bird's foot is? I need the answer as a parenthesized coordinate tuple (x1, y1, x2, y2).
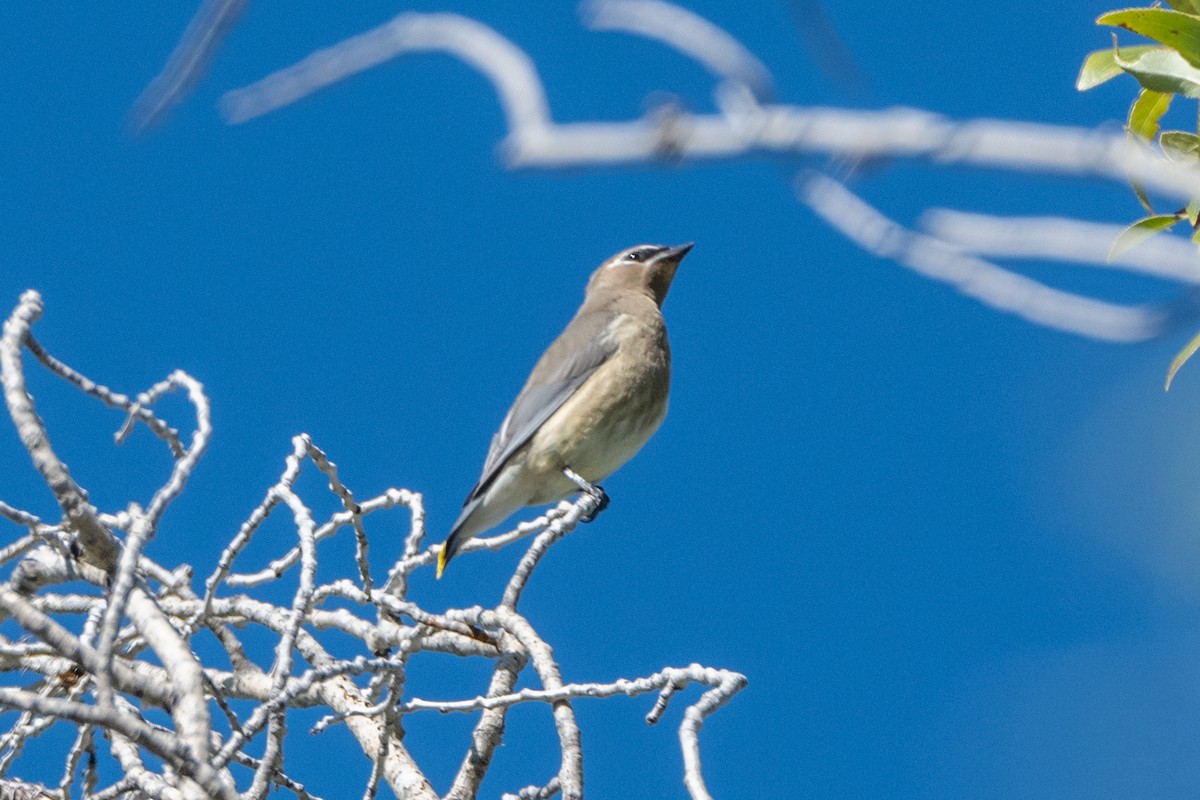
(563, 467, 609, 523)
(581, 489, 610, 522)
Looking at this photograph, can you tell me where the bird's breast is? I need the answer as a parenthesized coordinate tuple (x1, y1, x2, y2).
(524, 313, 670, 503)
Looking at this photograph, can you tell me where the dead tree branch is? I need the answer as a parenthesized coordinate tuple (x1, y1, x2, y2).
(0, 290, 744, 798)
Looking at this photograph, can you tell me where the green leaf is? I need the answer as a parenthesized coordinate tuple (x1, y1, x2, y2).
(1160, 129, 1200, 161)
(1078, 45, 1159, 89)
(1108, 213, 1185, 261)
(1080, 48, 1122, 90)
(1099, 8, 1200, 68)
(1165, 0, 1200, 15)
(1187, 196, 1200, 225)
(1113, 46, 1200, 98)
(1128, 89, 1173, 139)
(1165, 328, 1200, 390)
(1133, 181, 1155, 213)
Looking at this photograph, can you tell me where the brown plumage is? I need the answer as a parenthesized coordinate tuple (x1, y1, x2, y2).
(437, 243, 692, 577)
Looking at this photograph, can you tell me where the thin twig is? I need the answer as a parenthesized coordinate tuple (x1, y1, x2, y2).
(1, 291, 117, 570)
(24, 335, 185, 457)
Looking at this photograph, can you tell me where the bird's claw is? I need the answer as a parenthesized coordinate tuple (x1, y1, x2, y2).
(580, 486, 609, 523)
(563, 467, 609, 522)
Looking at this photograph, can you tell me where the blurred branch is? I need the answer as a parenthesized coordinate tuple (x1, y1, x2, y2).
(140, 0, 1200, 207)
(129, 1, 1200, 344)
(797, 172, 1196, 342)
(580, 0, 775, 101)
(220, 12, 551, 145)
(130, 0, 248, 133)
(138, 0, 1199, 343)
(919, 209, 1200, 284)
(216, 4, 1200, 202)
(0, 291, 744, 799)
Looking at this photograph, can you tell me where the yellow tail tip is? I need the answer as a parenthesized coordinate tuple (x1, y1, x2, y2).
(436, 548, 447, 580)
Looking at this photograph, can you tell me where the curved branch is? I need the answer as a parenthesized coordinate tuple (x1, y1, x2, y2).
(0, 689, 234, 800)
(24, 336, 185, 457)
(220, 12, 551, 143)
(920, 209, 1200, 283)
(580, 0, 775, 102)
(0, 295, 744, 800)
(797, 173, 1190, 343)
(0, 291, 117, 571)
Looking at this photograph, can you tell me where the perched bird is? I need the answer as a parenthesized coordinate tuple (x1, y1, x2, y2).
(437, 242, 693, 577)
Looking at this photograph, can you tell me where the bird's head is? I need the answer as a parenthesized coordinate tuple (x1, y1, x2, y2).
(586, 243, 693, 307)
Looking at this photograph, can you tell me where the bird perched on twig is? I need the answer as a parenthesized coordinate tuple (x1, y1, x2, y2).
(437, 242, 693, 577)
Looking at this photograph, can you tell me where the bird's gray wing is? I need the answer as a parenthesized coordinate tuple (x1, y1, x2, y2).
(466, 309, 616, 502)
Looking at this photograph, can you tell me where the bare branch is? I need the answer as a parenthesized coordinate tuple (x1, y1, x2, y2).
(134, 1, 1200, 348)
(580, 0, 774, 101)
(448, 634, 527, 800)
(0, 586, 171, 708)
(247, 465, 318, 800)
(124, 588, 214, 768)
(797, 173, 1183, 343)
(140, 370, 212, 529)
(220, 12, 551, 143)
(0, 689, 234, 800)
(1, 291, 117, 570)
(496, 606, 583, 800)
(223, 487, 420, 590)
(93, 509, 152, 709)
(676, 666, 747, 800)
(218, 7, 1200, 206)
(129, 0, 248, 132)
(502, 777, 562, 800)
(57, 720, 95, 798)
(0, 504, 41, 533)
(0, 534, 39, 570)
(24, 335, 185, 457)
(398, 663, 745, 718)
(919, 209, 1200, 283)
(501, 494, 603, 609)
(0, 777, 54, 799)
(299, 436, 372, 593)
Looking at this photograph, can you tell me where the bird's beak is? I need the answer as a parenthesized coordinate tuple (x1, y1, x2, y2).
(663, 242, 694, 260)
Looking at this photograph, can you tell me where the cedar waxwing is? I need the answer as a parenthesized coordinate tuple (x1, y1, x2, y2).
(437, 242, 692, 577)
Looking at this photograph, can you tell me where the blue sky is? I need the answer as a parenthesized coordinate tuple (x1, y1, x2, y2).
(4, 1, 1200, 798)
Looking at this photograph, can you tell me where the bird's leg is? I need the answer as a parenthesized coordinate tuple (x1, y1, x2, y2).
(562, 467, 609, 522)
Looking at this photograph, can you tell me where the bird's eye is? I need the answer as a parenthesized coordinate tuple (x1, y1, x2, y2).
(625, 247, 658, 262)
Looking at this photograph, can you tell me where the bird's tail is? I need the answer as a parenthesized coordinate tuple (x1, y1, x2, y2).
(438, 484, 513, 578)
(436, 501, 479, 579)
(435, 537, 455, 579)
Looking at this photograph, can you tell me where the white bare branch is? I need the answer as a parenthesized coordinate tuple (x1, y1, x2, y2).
(219, 11, 552, 146)
(579, 0, 775, 101)
(214, 4, 1200, 199)
(919, 209, 1200, 283)
(121, 1, 1200, 351)
(130, 0, 248, 132)
(797, 173, 1184, 343)
(201, 1, 1200, 345)
(1, 291, 118, 571)
(0, 291, 744, 797)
